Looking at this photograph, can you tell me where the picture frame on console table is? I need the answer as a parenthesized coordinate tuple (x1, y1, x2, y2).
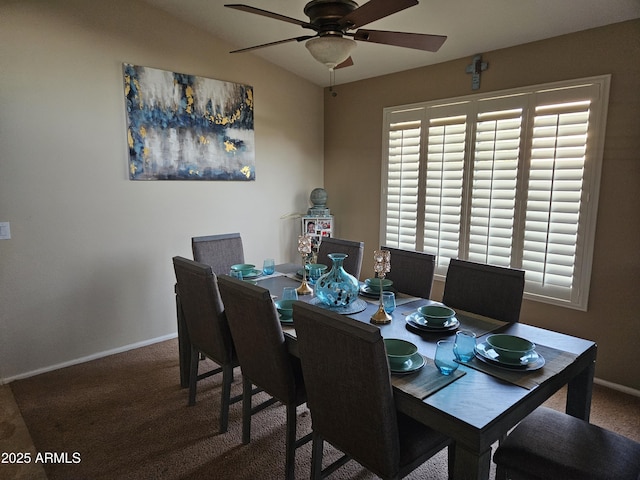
(302, 215, 333, 257)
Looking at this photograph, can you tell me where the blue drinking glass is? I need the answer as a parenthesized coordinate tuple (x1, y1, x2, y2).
(229, 270, 243, 280)
(307, 266, 322, 286)
(382, 291, 396, 313)
(453, 330, 477, 363)
(435, 340, 459, 375)
(263, 258, 275, 275)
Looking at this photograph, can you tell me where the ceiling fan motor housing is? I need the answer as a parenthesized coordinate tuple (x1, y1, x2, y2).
(304, 0, 359, 33)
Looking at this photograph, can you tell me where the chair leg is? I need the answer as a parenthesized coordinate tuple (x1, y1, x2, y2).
(311, 432, 324, 480)
(188, 345, 199, 406)
(241, 376, 252, 445)
(218, 363, 233, 434)
(285, 404, 298, 480)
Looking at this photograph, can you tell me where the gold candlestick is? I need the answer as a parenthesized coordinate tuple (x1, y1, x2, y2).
(296, 234, 313, 295)
(371, 249, 392, 324)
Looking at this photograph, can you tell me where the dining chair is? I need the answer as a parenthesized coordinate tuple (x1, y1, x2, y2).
(172, 256, 241, 434)
(292, 301, 453, 480)
(191, 232, 245, 275)
(442, 258, 525, 323)
(493, 406, 640, 480)
(216, 275, 311, 480)
(381, 246, 436, 298)
(316, 237, 365, 279)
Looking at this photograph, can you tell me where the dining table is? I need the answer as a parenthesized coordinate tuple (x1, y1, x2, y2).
(175, 263, 597, 480)
(253, 264, 597, 480)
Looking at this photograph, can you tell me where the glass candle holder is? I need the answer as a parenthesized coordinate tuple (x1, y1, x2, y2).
(371, 249, 392, 324)
(296, 235, 313, 295)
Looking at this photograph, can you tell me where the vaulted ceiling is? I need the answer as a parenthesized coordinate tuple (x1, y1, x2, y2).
(142, 0, 640, 86)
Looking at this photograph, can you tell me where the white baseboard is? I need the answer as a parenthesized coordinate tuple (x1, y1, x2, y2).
(1, 333, 178, 384)
(594, 377, 640, 398)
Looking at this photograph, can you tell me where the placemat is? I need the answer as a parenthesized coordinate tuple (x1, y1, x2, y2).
(283, 273, 307, 282)
(360, 291, 420, 306)
(454, 310, 509, 337)
(462, 343, 579, 389)
(263, 271, 288, 279)
(308, 297, 367, 315)
(391, 358, 466, 399)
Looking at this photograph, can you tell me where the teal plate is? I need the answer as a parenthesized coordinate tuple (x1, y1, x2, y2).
(474, 342, 545, 370)
(389, 352, 426, 374)
(241, 269, 263, 279)
(359, 285, 396, 298)
(406, 312, 459, 331)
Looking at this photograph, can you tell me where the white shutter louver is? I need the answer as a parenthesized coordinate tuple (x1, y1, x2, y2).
(424, 116, 467, 269)
(386, 120, 421, 250)
(468, 109, 522, 267)
(523, 101, 591, 301)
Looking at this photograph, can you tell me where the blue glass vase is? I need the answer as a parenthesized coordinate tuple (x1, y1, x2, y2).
(315, 253, 359, 308)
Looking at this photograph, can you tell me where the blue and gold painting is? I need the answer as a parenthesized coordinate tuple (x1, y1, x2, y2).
(123, 64, 254, 180)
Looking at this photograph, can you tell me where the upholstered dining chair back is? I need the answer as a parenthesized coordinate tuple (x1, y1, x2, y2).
(443, 258, 525, 323)
(217, 275, 300, 404)
(192, 233, 244, 275)
(172, 256, 238, 433)
(316, 237, 365, 279)
(217, 275, 309, 480)
(381, 246, 436, 299)
(173, 257, 233, 372)
(293, 302, 451, 480)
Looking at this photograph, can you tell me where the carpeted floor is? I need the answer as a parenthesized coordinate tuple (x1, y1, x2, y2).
(3, 339, 639, 480)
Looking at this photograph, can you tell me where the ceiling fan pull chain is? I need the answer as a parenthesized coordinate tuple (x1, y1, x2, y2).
(329, 69, 338, 97)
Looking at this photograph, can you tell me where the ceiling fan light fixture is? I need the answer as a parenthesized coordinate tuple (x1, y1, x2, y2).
(305, 36, 356, 69)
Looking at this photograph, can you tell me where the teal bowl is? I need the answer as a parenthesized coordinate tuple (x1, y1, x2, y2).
(305, 263, 328, 272)
(384, 338, 418, 369)
(231, 263, 256, 275)
(274, 299, 295, 320)
(365, 278, 394, 291)
(486, 334, 535, 362)
(417, 305, 456, 326)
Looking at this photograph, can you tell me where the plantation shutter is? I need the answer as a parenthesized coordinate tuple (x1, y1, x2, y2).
(381, 76, 608, 310)
(468, 103, 523, 267)
(523, 86, 596, 304)
(385, 110, 422, 250)
(423, 113, 467, 271)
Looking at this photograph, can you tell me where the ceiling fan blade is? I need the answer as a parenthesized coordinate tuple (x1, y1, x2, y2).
(225, 4, 315, 30)
(230, 35, 315, 54)
(339, 0, 418, 29)
(335, 57, 354, 69)
(353, 29, 447, 52)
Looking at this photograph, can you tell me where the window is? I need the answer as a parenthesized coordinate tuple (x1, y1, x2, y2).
(382, 76, 610, 310)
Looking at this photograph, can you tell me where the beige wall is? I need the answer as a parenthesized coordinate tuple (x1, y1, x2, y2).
(324, 20, 640, 391)
(0, 0, 323, 381)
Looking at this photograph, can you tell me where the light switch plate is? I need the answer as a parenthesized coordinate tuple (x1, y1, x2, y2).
(0, 222, 11, 240)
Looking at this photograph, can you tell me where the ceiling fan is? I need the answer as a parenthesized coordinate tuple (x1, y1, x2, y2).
(225, 0, 447, 69)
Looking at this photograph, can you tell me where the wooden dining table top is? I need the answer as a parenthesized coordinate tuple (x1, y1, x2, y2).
(254, 264, 598, 480)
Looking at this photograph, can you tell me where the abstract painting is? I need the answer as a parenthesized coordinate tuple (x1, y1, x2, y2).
(123, 64, 254, 181)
